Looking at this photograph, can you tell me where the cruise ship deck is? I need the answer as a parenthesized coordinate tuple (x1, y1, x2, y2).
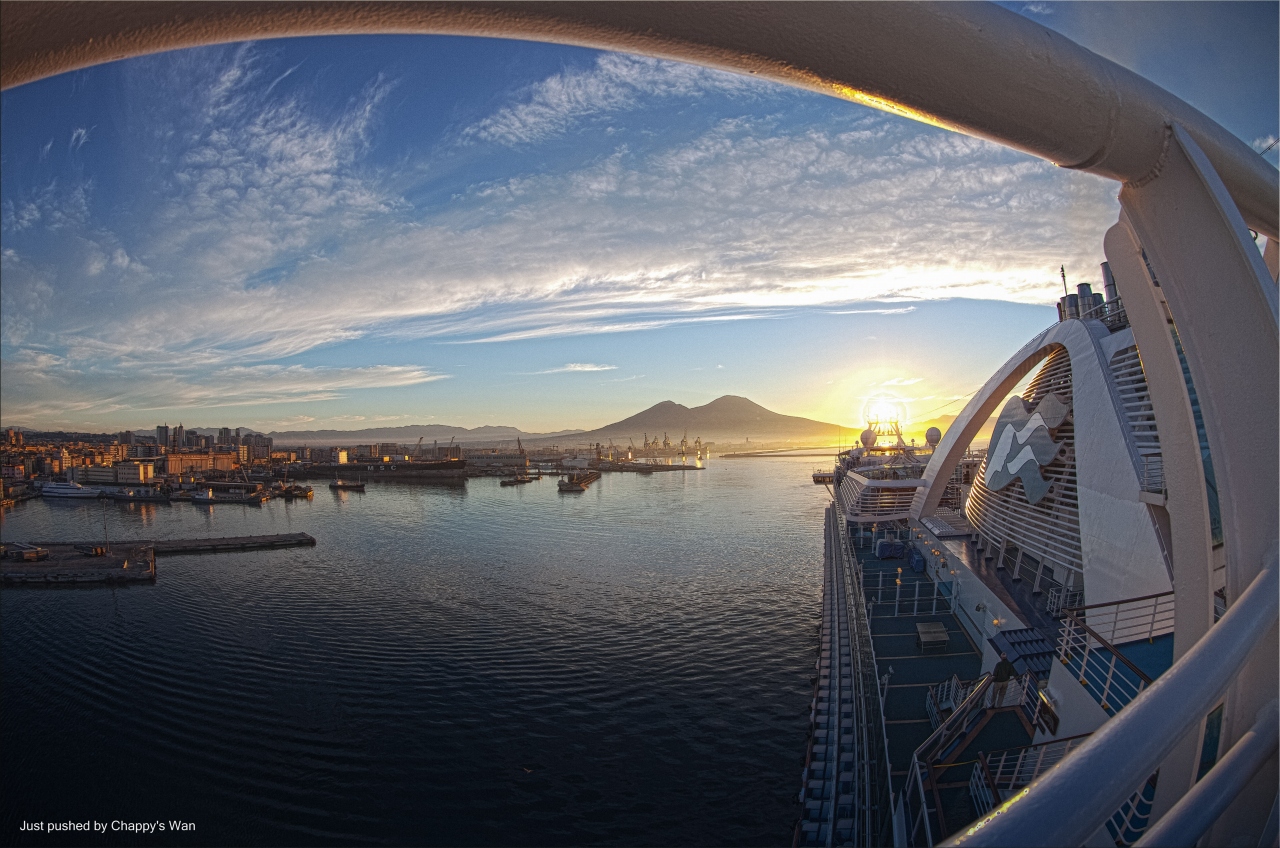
(797, 507, 1049, 847)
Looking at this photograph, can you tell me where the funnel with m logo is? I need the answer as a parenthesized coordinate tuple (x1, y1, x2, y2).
(983, 393, 1070, 504)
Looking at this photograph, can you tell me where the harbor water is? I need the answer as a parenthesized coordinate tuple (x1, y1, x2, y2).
(2, 459, 828, 846)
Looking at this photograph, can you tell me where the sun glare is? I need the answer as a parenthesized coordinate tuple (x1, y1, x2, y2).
(862, 396, 907, 426)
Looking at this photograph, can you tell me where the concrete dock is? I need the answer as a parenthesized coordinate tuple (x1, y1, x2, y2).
(2, 543, 155, 584)
(3, 533, 316, 584)
(151, 533, 316, 555)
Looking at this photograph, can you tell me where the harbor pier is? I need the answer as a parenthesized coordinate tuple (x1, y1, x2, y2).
(2, 533, 316, 584)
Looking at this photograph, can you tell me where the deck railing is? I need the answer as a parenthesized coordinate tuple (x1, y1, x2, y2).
(832, 503, 895, 846)
(941, 556, 1278, 847)
(1045, 586, 1084, 618)
(1138, 454, 1165, 495)
(973, 734, 1093, 815)
(1065, 590, 1175, 645)
(1056, 612, 1154, 717)
(1079, 295, 1130, 332)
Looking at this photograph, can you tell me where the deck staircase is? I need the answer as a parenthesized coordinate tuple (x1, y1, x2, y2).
(970, 733, 1092, 815)
(901, 670, 1060, 845)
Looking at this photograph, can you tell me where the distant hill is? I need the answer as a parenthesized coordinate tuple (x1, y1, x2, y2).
(560, 395, 848, 444)
(266, 423, 583, 446)
(262, 396, 845, 447)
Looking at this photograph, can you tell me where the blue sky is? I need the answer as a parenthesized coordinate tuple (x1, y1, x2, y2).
(2, 2, 1276, 436)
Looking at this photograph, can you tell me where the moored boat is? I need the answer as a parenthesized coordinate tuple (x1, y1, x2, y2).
(499, 475, 533, 487)
(109, 488, 170, 503)
(329, 480, 366, 492)
(39, 481, 103, 499)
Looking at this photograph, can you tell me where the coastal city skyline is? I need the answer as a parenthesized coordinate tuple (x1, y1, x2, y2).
(2, 2, 1276, 436)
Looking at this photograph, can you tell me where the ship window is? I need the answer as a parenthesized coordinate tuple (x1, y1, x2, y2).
(1196, 703, 1225, 781)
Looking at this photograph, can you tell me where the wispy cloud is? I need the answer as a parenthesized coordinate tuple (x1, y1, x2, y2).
(69, 127, 93, 152)
(0, 356, 445, 427)
(829, 307, 918, 315)
(1, 42, 1122, 429)
(463, 54, 769, 146)
(880, 377, 924, 386)
(535, 362, 618, 374)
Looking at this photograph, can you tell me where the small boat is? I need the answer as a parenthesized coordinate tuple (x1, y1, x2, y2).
(329, 480, 366, 492)
(110, 488, 171, 503)
(500, 475, 533, 487)
(40, 481, 103, 499)
(191, 488, 268, 505)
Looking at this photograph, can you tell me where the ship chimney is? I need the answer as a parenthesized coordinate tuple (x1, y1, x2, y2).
(1101, 262, 1119, 302)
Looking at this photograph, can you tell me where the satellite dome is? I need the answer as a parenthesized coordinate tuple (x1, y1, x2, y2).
(925, 427, 942, 447)
(860, 428, 878, 447)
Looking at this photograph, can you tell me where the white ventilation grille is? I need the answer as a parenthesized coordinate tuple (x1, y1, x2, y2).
(840, 475, 922, 520)
(1109, 345, 1161, 457)
(966, 347, 1083, 575)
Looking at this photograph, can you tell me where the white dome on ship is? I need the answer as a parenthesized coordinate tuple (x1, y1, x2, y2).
(860, 428, 877, 447)
(925, 427, 942, 447)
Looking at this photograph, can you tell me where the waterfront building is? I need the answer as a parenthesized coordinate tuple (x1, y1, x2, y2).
(463, 449, 529, 469)
(115, 461, 155, 484)
(165, 452, 215, 476)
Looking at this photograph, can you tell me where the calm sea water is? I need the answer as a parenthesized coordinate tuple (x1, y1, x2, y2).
(2, 459, 828, 846)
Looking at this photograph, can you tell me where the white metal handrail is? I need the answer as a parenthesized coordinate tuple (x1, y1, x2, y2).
(1056, 614, 1153, 716)
(983, 734, 1092, 798)
(1138, 454, 1164, 496)
(941, 554, 1278, 847)
(1133, 699, 1279, 848)
(1066, 591, 1175, 644)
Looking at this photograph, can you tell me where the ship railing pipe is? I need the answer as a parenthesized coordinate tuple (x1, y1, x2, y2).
(1133, 698, 1279, 848)
(943, 553, 1278, 847)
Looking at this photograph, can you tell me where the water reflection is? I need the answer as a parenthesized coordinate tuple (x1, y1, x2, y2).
(2, 459, 824, 846)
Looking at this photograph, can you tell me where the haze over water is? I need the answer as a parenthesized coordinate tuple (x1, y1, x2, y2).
(2, 458, 826, 846)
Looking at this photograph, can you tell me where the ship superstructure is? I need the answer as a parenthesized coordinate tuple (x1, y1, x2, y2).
(799, 259, 1273, 847)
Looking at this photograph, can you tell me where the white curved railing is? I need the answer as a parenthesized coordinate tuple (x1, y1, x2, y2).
(943, 554, 1278, 847)
(1133, 698, 1279, 848)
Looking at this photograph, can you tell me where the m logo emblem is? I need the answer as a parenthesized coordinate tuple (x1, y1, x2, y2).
(984, 393, 1070, 504)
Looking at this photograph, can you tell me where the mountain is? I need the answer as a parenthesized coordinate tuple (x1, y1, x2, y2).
(266, 423, 583, 446)
(564, 395, 848, 443)
(262, 396, 845, 447)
